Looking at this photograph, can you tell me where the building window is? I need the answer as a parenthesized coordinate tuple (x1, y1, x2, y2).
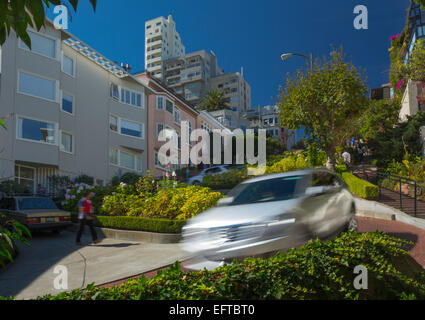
(109, 115, 143, 139)
(60, 131, 73, 153)
(17, 117, 57, 145)
(61, 92, 74, 114)
(62, 54, 75, 76)
(109, 115, 118, 132)
(157, 123, 164, 138)
(120, 88, 142, 107)
(15, 165, 35, 193)
(19, 31, 56, 59)
(110, 148, 142, 172)
(18, 71, 57, 101)
(174, 108, 181, 124)
(110, 83, 120, 100)
(166, 99, 174, 114)
(157, 96, 164, 110)
(109, 148, 118, 165)
(121, 119, 143, 138)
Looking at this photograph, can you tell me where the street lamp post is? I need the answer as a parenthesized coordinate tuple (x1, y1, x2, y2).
(280, 51, 314, 155)
(280, 52, 313, 71)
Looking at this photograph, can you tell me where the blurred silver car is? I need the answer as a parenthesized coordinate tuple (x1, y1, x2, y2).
(181, 168, 357, 270)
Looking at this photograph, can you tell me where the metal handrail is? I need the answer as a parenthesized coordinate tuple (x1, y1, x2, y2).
(359, 167, 423, 217)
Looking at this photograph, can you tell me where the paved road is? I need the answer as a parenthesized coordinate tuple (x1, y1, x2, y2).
(100, 216, 425, 288)
(0, 229, 190, 299)
(2, 214, 424, 298)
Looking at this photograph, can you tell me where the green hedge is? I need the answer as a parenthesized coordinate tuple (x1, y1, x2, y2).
(341, 171, 379, 199)
(71, 213, 186, 234)
(29, 231, 425, 300)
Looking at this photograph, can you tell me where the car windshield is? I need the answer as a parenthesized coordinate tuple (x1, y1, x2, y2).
(227, 175, 309, 206)
(18, 198, 58, 210)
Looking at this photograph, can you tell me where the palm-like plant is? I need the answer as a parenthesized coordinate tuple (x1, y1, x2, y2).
(197, 89, 231, 112)
(0, 214, 31, 268)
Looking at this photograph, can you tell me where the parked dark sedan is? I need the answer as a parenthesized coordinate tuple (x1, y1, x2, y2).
(0, 196, 72, 232)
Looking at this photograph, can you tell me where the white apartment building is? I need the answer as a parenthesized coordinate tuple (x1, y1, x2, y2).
(145, 14, 185, 80)
(0, 20, 149, 193)
(209, 69, 251, 113)
(163, 50, 223, 105)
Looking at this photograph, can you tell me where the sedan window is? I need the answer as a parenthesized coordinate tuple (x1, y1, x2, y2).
(228, 175, 309, 206)
(18, 198, 58, 210)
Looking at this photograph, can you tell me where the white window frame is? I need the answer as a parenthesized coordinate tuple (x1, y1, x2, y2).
(61, 52, 76, 77)
(17, 69, 59, 103)
(156, 122, 165, 138)
(110, 148, 142, 172)
(156, 96, 165, 110)
(174, 108, 181, 125)
(18, 29, 59, 61)
(60, 130, 74, 154)
(109, 114, 145, 139)
(60, 90, 75, 115)
(119, 86, 144, 109)
(16, 115, 58, 146)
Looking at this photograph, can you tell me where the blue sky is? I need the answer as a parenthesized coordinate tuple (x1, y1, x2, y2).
(47, 0, 411, 108)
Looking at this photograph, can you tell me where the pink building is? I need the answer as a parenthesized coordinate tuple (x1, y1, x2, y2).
(134, 73, 197, 176)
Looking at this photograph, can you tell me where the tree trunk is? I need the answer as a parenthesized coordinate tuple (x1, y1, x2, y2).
(326, 148, 337, 172)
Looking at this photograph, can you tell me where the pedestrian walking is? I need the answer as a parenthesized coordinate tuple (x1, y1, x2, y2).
(342, 149, 351, 170)
(76, 191, 101, 245)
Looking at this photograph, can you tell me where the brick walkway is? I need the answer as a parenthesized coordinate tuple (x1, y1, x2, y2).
(98, 216, 425, 288)
(357, 216, 425, 267)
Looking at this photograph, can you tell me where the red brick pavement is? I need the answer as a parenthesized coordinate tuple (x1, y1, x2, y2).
(99, 216, 425, 288)
(357, 216, 425, 267)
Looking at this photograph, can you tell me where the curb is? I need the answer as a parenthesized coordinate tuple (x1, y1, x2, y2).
(355, 198, 425, 232)
(70, 223, 181, 244)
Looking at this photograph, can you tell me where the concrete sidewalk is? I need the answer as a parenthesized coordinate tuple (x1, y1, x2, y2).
(355, 197, 425, 231)
(0, 229, 190, 300)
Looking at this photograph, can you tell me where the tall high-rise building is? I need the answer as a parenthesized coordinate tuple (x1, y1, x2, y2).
(145, 14, 185, 80)
(163, 50, 224, 105)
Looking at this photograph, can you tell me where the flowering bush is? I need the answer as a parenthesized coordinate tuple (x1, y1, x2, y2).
(101, 184, 222, 220)
(266, 153, 309, 174)
(61, 182, 113, 213)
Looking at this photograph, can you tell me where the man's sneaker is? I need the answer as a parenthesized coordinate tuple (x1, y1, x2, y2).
(76, 242, 82, 246)
(93, 239, 102, 244)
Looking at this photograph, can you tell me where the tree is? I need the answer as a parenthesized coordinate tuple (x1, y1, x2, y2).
(414, 0, 425, 9)
(278, 47, 368, 171)
(197, 89, 231, 112)
(369, 111, 425, 168)
(358, 97, 401, 140)
(0, 0, 97, 49)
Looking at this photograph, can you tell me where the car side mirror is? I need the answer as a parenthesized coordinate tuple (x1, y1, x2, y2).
(305, 186, 327, 196)
(217, 197, 234, 206)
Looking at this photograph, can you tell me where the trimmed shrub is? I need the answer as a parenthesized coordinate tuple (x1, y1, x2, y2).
(341, 172, 379, 199)
(33, 231, 425, 300)
(70, 213, 185, 234)
(101, 184, 223, 220)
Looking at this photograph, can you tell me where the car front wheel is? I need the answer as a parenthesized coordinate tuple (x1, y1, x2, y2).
(192, 180, 200, 186)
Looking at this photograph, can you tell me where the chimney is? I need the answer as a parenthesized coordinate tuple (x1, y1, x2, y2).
(241, 67, 244, 77)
